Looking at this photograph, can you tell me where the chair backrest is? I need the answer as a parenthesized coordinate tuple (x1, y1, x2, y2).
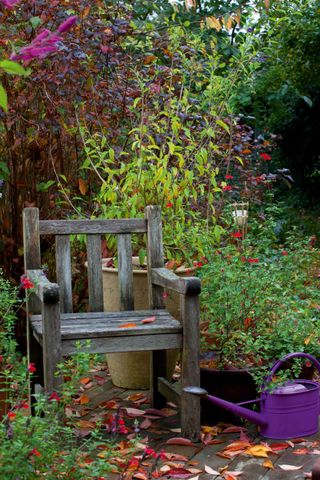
(23, 206, 165, 314)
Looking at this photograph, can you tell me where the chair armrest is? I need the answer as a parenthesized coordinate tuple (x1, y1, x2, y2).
(151, 267, 201, 296)
(26, 269, 59, 304)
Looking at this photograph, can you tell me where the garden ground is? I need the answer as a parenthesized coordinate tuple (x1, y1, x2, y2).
(76, 366, 320, 479)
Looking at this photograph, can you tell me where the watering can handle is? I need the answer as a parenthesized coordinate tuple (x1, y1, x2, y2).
(263, 352, 320, 388)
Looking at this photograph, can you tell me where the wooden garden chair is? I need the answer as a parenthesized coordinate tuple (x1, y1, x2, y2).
(23, 205, 201, 440)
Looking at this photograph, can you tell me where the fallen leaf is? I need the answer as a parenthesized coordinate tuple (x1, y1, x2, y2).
(127, 393, 146, 402)
(293, 448, 309, 455)
(263, 459, 274, 469)
(245, 444, 272, 458)
(145, 408, 166, 417)
(269, 442, 290, 452)
(279, 464, 303, 470)
(140, 418, 152, 429)
(222, 426, 247, 433)
(78, 178, 88, 195)
(204, 465, 220, 475)
(76, 420, 96, 429)
(165, 468, 196, 478)
(79, 394, 90, 405)
(119, 322, 137, 328)
(224, 441, 251, 451)
(166, 437, 196, 446)
(124, 407, 145, 417)
(80, 377, 91, 385)
(224, 472, 243, 478)
(141, 316, 156, 324)
(163, 453, 189, 462)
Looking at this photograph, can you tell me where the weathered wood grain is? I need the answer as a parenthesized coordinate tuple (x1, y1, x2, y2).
(180, 294, 201, 442)
(27, 269, 59, 304)
(23, 208, 42, 315)
(151, 268, 201, 295)
(39, 218, 147, 235)
(87, 234, 104, 312)
(42, 302, 62, 392)
(117, 234, 134, 311)
(56, 235, 73, 312)
(158, 377, 181, 407)
(145, 206, 164, 309)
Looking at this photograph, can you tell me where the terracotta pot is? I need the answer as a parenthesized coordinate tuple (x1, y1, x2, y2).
(102, 257, 194, 389)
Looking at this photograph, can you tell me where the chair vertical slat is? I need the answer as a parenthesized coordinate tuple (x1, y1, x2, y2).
(145, 206, 164, 309)
(56, 235, 73, 313)
(87, 234, 104, 312)
(117, 234, 134, 311)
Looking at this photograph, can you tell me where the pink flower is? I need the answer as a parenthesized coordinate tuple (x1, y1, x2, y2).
(231, 231, 242, 239)
(21, 276, 34, 289)
(260, 152, 272, 161)
(28, 363, 36, 373)
(48, 391, 61, 402)
(7, 411, 16, 421)
(225, 174, 234, 180)
(57, 15, 78, 33)
(10, 16, 77, 62)
(222, 185, 232, 191)
(0, 0, 21, 9)
(29, 448, 41, 457)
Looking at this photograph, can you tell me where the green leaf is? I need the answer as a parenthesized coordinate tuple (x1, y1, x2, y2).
(0, 60, 30, 76)
(29, 16, 42, 29)
(0, 83, 8, 112)
(301, 95, 313, 108)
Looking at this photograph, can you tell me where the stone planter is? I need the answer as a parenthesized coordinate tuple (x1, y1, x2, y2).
(102, 257, 194, 389)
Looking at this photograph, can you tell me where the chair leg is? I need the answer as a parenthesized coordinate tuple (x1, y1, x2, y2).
(150, 350, 167, 408)
(27, 321, 44, 411)
(180, 294, 201, 442)
(42, 302, 62, 393)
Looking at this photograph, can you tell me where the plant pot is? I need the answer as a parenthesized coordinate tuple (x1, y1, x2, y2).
(102, 257, 194, 389)
(200, 366, 258, 425)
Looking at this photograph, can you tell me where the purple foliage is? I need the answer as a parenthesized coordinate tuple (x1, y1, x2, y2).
(0, 0, 21, 9)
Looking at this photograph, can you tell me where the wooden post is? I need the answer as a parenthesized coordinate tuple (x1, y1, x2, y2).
(56, 235, 73, 313)
(145, 206, 166, 406)
(42, 301, 62, 392)
(180, 294, 201, 442)
(23, 208, 42, 404)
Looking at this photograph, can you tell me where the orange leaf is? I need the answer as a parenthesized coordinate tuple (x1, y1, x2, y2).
(245, 444, 272, 457)
(166, 437, 196, 446)
(78, 178, 88, 195)
(118, 322, 137, 328)
(80, 377, 91, 385)
(141, 316, 156, 324)
(79, 394, 90, 404)
(263, 459, 274, 469)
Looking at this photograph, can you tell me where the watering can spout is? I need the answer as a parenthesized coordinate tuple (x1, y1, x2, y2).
(184, 386, 268, 427)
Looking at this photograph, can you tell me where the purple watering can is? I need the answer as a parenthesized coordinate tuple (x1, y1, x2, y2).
(185, 352, 320, 439)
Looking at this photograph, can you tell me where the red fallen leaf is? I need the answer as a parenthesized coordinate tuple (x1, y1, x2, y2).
(119, 322, 137, 328)
(293, 448, 309, 455)
(93, 375, 107, 385)
(99, 399, 118, 409)
(141, 316, 156, 324)
(291, 438, 307, 443)
(165, 468, 195, 478)
(222, 426, 248, 433)
(79, 394, 90, 404)
(166, 437, 196, 446)
(269, 442, 290, 452)
(144, 408, 166, 417)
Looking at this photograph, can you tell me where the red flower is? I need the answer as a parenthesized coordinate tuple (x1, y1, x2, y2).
(144, 447, 158, 458)
(166, 201, 173, 208)
(48, 391, 60, 402)
(281, 250, 288, 256)
(260, 152, 272, 161)
(222, 185, 232, 191)
(163, 291, 169, 299)
(231, 231, 242, 239)
(30, 448, 41, 457)
(28, 363, 36, 373)
(225, 175, 234, 180)
(7, 411, 16, 421)
(247, 258, 259, 263)
(21, 276, 34, 290)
